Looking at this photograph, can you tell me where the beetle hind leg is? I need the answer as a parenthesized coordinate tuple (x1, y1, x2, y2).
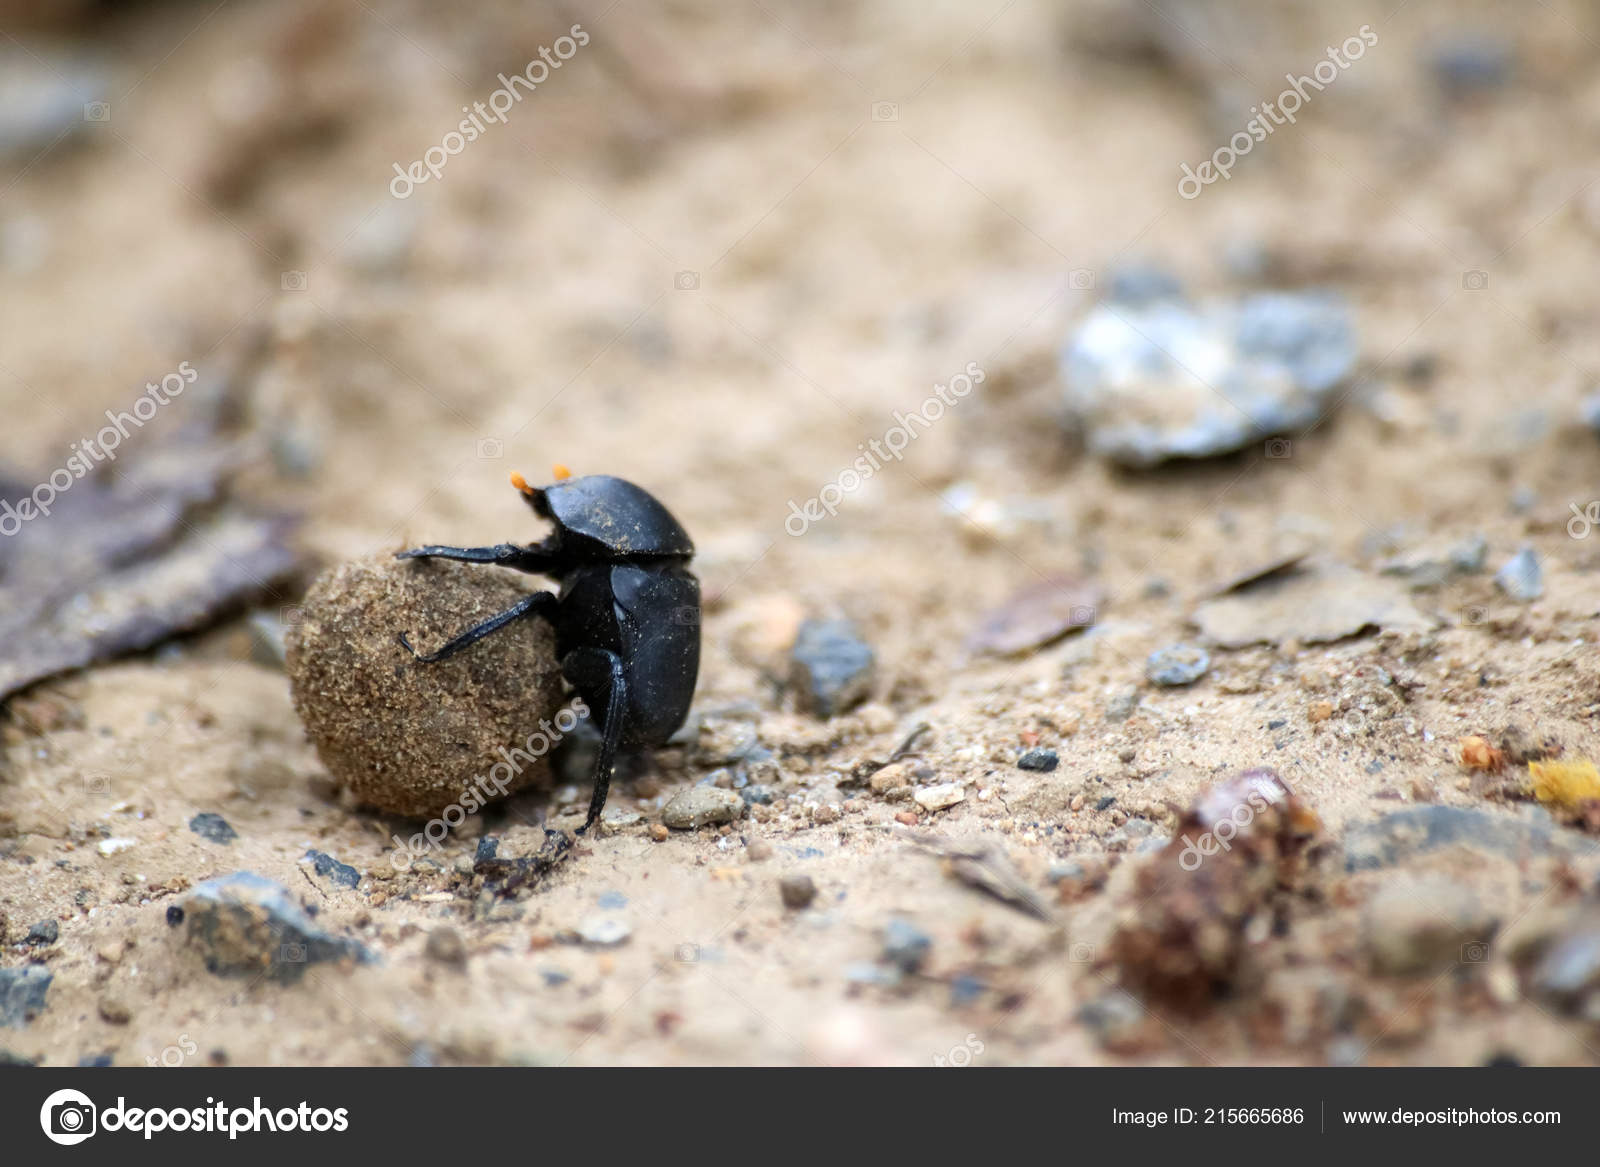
(562, 648, 628, 835)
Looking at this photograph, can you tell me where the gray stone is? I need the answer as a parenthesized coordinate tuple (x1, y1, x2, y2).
(1378, 534, 1487, 588)
(1343, 805, 1600, 872)
(0, 966, 51, 1028)
(177, 871, 375, 982)
(1017, 747, 1059, 771)
(1494, 546, 1543, 601)
(882, 917, 931, 974)
(188, 812, 237, 844)
(302, 849, 360, 889)
(24, 919, 58, 946)
(1061, 290, 1357, 466)
(1145, 643, 1210, 686)
(790, 619, 875, 717)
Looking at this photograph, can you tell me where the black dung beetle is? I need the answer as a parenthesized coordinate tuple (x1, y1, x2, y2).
(396, 469, 700, 833)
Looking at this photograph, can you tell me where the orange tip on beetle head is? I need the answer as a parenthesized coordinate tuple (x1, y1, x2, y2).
(510, 471, 535, 496)
(551, 463, 572, 481)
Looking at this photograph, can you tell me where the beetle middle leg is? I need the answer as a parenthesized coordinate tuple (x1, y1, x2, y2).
(398, 590, 558, 662)
(561, 647, 628, 834)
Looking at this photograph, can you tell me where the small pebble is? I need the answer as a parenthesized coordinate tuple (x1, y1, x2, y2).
(1017, 748, 1059, 772)
(26, 919, 59, 946)
(1428, 34, 1512, 96)
(424, 926, 467, 966)
(1494, 545, 1543, 601)
(745, 839, 774, 862)
(648, 824, 670, 842)
(882, 917, 931, 974)
(97, 996, 132, 1025)
(1145, 643, 1210, 686)
(1104, 689, 1140, 722)
(576, 915, 631, 947)
(302, 850, 360, 889)
(662, 785, 745, 829)
(188, 812, 237, 844)
(913, 783, 965, 813)
(813, 804, 840, 824)
(869, 762, 914, 793)
(779, 874, 817, 909)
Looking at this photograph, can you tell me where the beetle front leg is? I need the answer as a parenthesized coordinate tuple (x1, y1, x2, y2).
(398, 590, 558, 662)
(396, 542, 556, 575)
(562, 648, 628, 835)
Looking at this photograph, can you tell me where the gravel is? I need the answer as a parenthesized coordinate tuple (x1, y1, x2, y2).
(1145, 643, 1211, 686)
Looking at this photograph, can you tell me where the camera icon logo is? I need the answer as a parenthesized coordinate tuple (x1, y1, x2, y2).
(1069, 942, 1095, 963)
(675, 943, 700, 963)
(279, 942, 308, 964)
(1460, 940, 1489, 963)
(280, 605, 306, 626)
(1069, 604, 1097, 627)
(674, 270, 700, 291)
(1461, 605, 1488, 627)
(476, 437, 504, 460)
(82, 773, 111, 796)
(83, 102, 110, 122)
(1068, 268, 1096, 290)
(1265, 438, 1293, 459)
(281, 270, 308, 291)
(1462, 270, 1489, 291)
(669, 606, 700, 627)
(871, 101, 899, 121)
(40, 1088, 97, 1145)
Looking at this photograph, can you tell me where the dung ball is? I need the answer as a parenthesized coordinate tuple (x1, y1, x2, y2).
(286, 553, 567, 818)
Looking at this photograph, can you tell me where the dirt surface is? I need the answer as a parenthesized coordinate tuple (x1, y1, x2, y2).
(5, 0, 1600, 1066)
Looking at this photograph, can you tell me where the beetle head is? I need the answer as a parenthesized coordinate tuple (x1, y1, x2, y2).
(511, 470, 694, 560)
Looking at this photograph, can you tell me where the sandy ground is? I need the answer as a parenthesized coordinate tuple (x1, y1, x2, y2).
(5, 0, 1600, 1066)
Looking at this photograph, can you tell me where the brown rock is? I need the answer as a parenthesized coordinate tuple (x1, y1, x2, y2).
(779, 874, 817, 909)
